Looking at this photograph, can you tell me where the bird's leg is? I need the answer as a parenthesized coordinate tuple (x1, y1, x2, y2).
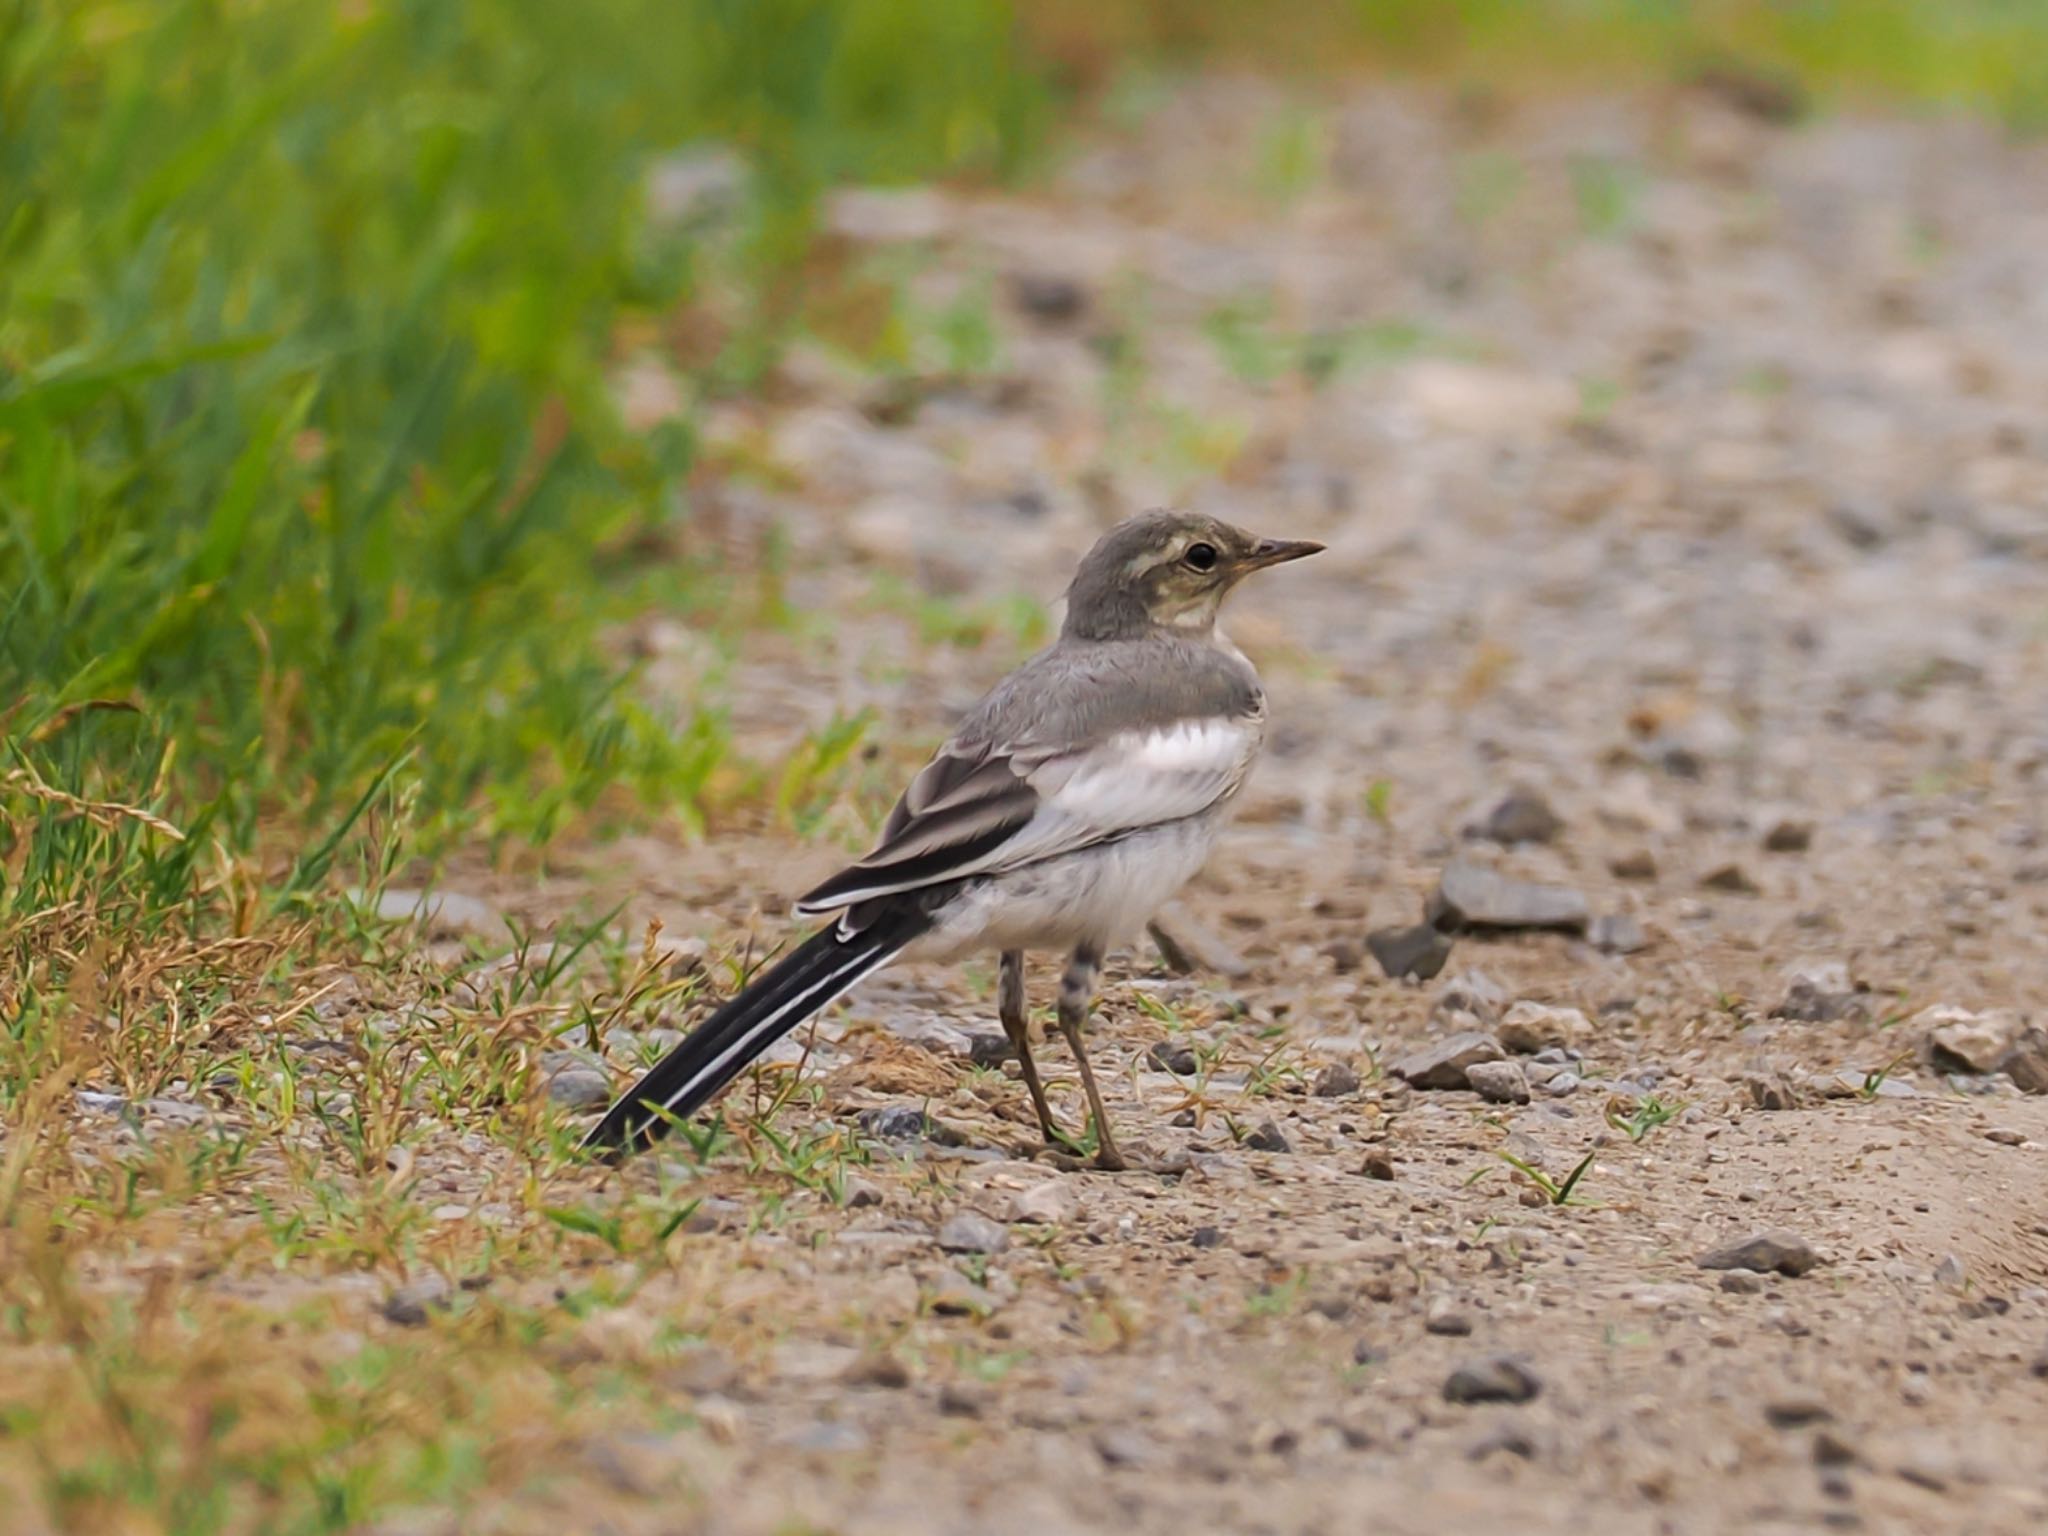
(998, 949, 1072, 1151)
(1057, 943, 1126, 1172)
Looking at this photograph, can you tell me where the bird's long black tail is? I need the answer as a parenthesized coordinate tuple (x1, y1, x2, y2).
(582, 906, 930, 1160)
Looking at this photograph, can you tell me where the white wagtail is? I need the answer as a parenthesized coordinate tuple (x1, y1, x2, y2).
(584, 510, 1322, 1169)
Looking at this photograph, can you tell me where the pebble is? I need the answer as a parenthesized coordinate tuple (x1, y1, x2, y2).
(1609, 849, 1658, 880)
(1092, 1426, 1162, 1468)
(857, 1105, 965, 1144)
(1696, 1230, 1822, 1277)
(1389, 1031, 1504, 1090)
(1466, 1059, 1530, 1105)
(1984, 1126, 2026, 1146)
(937, 1380, 990, 1417)
(1763, 818, 1815, 853)
(1428, 861, 1589, 933)
(1466, 789, 1563, 846)
(1765, 1398, 1834, 1429)
(840, 1176, 885, 1209)
(1312, 1062, 1362, 1098)
(937, 1211, 1009, 1255)
(840, 1353, 912, 1389)
(541, 1053, 614, 1110)
(1699, 862, 1760, 895)
(1743, 1071, 1802, 1111)
(926, 1274, 1001, 1317)
(1245, 1120, 1291, 1153)
(1590, 913, 1651, 954)
(1366, 921, 1456, 980)
(1541, 1071, 1582, 1098)
(1775, 963, 1867, 1023)
(2002, 1027, 2048, 1093)
(1360, 1151, 1397, 1181)
(1009, 271, 1087, 323)
(1719, 1271, 1767, 1295)
(1434, 971, 1510, 1024)
(1497, 1001, 1588, 1054)
(1442, 1356, 1543, 1405)
(1425, 1298, 1474, 1336)
(380, 1275, 452, 1327)
(1146, 1039, 1199, 1075)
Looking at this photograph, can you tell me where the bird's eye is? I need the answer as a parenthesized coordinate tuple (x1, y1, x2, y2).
(1183, 542, 1219, 571)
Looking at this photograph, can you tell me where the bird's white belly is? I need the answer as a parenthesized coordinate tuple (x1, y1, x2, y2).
(908, 814, 1226, 960)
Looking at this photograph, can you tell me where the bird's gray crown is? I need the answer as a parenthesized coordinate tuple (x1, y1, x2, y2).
(1061, 510, 1322, 641)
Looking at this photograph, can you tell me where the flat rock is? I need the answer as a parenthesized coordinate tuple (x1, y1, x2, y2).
(1466, 1059, 1530, 1105)
(1498, 1002, 1588, 1054)
(1696, 1230, 1822, 1277)
(1367, 922, 1455, 980)
(1443, 1355, 1543, 1405)
(1919, 1005, 2022, 1075)
(1389, 1031, 1504, 1091)
(1428, 861, 1588, 934)
(937, 1211, 1009, 1254)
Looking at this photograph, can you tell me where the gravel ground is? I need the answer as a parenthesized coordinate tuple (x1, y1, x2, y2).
(458, 79, 2048, 1535)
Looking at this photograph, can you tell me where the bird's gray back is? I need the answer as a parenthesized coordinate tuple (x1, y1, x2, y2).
(956, 633, 1264, 754)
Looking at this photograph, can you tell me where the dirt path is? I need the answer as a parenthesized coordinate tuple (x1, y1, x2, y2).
(439, 79, 2048, 1533)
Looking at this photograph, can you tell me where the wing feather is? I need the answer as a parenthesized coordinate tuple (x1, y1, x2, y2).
(795, 713, 1259, 916)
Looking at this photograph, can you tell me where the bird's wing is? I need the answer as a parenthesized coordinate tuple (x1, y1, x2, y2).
(794, 711, 1262, 917)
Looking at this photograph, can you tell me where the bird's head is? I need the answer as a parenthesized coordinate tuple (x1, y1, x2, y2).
(1062, 510, 1323, 641)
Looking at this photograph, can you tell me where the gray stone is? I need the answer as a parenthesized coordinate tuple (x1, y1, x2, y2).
(1774, 963, 1866, 1023)
(1719, 1270, 1767, 1294)
(1696, 1230, 1821, 1277)
(926, 1273, 1001, 1317)
(1146, 1039, 1199, 1075)
(381, 1274, 452, 1327)
(1429, 861, 1589, 933)
(937, 1211, 1009, 1255)
(1590, 913, 1651, 954)
(1425, 1297, 1474, 1335)
(1466, 1060, 1530, 1105)
(542, 1052, 614, 1110)
(1366, 922, 1456, 980)
(1433, 970, 1509, 1024)
(1389, 1031, 1504, 1091)
(1443, 1356, 1542, 1405)
(1245, 1120, 1291, 1153)
(1466, 789, 1563, 846)
(1312, 1062, 1362, 1098)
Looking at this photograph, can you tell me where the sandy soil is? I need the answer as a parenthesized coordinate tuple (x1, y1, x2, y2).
(454, 79, 2048, 1535)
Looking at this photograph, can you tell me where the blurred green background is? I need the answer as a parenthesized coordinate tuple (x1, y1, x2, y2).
(4, 0, 2046, 930)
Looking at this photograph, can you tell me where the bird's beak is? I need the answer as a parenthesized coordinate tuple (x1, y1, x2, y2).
(1245, 536, 1326, 569)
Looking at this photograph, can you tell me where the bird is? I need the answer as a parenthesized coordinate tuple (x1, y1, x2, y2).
(583, 509, 1322, 1170)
